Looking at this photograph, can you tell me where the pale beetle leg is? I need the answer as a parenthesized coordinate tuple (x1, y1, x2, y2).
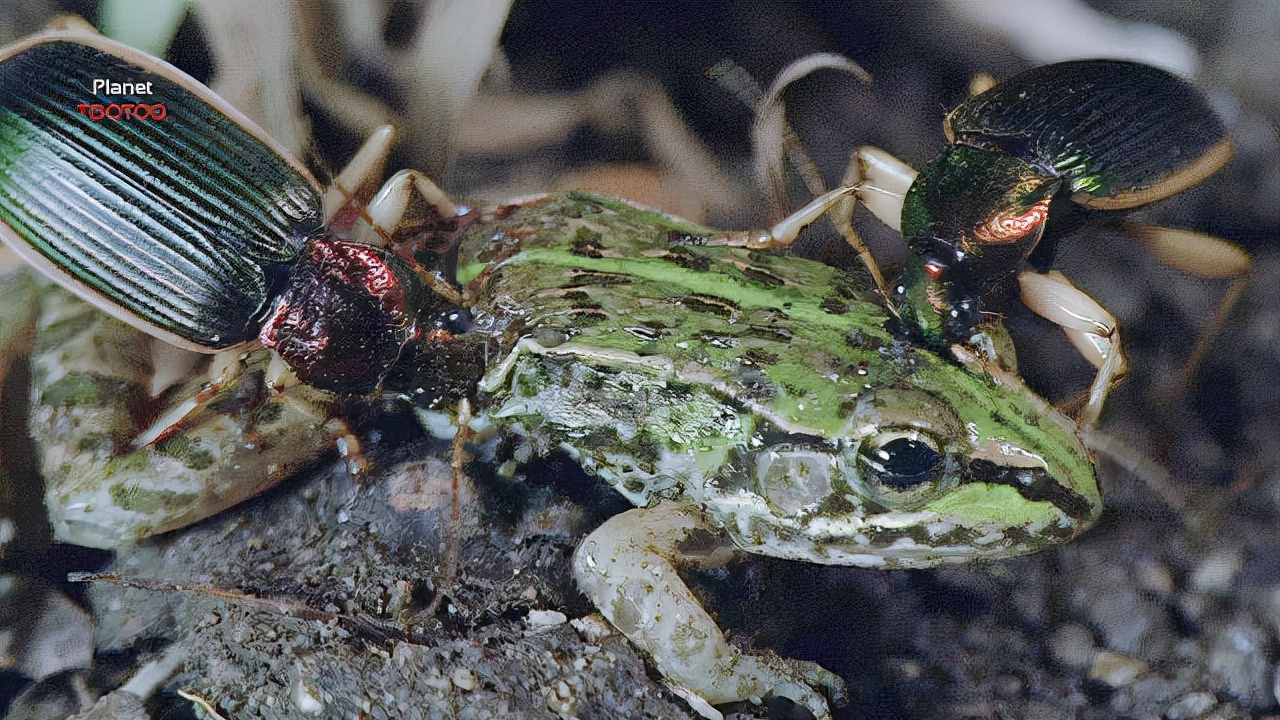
(131, 348, 245, 448)
(323, 124, 397, 224)
(360, 169, 468, 308)
(1117, 221, 1252, 389)
(420, 397, 474, 621)
(1018, 269, 1127, 429)
(708, 145, 914, 300)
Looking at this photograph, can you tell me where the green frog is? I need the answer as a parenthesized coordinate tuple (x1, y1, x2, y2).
(452, 191, 1101, 718)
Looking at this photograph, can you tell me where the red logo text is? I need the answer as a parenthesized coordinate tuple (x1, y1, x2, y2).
(77, 103, 167, 121)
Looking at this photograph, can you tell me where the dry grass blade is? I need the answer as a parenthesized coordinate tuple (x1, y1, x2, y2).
(395, 0, 514, 178)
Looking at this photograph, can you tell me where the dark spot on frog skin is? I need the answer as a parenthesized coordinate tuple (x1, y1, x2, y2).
(680, 294, 739, 317)
(844, 328, 879, 350)
(743, 325, 794, 343)
(830, 270, 863, 299)
(741, 349, 779, 366)
(662, 246, 714, 271)
(736, 368, 778, 401)
(666, 230, 708, 246)
(821, 297, 849, 314)
(738, 266, 785, 287)
(561, 270, 633, 288)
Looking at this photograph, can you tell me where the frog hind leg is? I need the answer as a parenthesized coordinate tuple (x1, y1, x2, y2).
(573, 501, 847, 720)
(30, 286, 337, 548)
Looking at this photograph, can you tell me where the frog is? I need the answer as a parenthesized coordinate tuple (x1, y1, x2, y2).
(445, 191, 1101, 718)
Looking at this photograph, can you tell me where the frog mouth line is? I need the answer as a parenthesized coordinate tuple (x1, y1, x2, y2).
(967, 458, 1095, 523)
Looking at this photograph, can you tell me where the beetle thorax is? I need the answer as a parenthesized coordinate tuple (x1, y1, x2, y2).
(258, 238, 417, 394)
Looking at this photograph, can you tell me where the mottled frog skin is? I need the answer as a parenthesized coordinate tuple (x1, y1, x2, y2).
(446, 192, 1100, 718)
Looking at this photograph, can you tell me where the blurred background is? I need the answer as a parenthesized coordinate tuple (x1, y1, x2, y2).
(0, 1, 1277, 718)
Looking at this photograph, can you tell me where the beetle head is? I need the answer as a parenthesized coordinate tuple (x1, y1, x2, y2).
(892, 145, 1059, 344)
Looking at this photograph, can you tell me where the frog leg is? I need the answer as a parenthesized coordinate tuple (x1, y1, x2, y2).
(1017, 269, 1127, 429)
(574, 501, 847, 720)
(0, 257, 39, 387)
(28, 285, 338, 548)
(710, 145, 916, 299)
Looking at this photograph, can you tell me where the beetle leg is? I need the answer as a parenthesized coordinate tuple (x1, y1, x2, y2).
(709, 146, 916, 299)
(574, 501, 847, 720)
(1018, 269, 1127, 429)
(841, 145, 917, 234)
(1118, 221, 1252, 388)
(324, 124, 398, 225)
(1119, 222, 1252, 280)
(341, 168, 474, 307)
(136, 345, 365, 480)
(344, 169, 463, 246)
(131, 349, 244, 447)
(420, 398, 475, 620)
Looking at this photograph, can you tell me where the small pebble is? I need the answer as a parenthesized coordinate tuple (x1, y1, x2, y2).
(1050, 623, 1097, 670)
(1089, 651, 1149, 687)
(1131, 558, 1173, 596)
(451, 667, 477, 691)
(526, 609, 568, 629)
(1164, 691, 1217, 720)
(423, 673, 450, 691)
(570, 614, 613, 642)
(1207, 619, 1271, 705)
(1190, 548, 1245, 595)
(293, 671, 325, 712)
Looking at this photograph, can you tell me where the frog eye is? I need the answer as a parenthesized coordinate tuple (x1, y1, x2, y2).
(855, 429, 961, 509)
(861, 431, 945, 488)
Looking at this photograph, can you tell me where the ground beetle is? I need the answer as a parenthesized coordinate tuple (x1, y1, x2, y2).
(890, 59, 1240, 346)
(0, 19, 476, 409)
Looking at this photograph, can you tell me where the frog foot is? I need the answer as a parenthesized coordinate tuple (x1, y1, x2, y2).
(573, 501, 847, 719)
